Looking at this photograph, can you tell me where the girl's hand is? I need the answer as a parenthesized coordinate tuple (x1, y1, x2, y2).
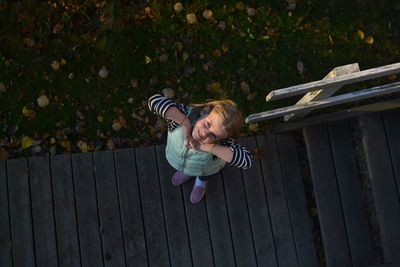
(182, 118, 200, 149)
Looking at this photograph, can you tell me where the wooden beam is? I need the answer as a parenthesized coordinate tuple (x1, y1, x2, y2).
(271, 97, 400, 133)
(266, 62, 400, 101)
(284, 63, 360, 121)
(246, 81, 400, 123)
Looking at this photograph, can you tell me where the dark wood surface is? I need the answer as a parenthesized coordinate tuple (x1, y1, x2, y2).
(360, 113, 400, 263)
(1, 110, 400, 267)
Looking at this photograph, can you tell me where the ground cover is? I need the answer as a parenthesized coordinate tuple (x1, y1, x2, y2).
(1, 0, 399, 159)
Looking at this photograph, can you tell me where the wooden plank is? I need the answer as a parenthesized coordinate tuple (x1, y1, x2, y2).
(382, 109, 400, 201)
(29, 156, 58, 266)
(205, 172, 236, 267)
(114, 149, 148, 266)
(360, 114, 400, 262)
(155, 145, 192, 267)
(328, 121, 375, 266)
(272, 97, 400, 133)
(135, 146, 170, 266)
(182, 179, 214, 267)
(7, 158, 35, 266)
(246, 81, 400, 123)
(275, 133, 318, 267)
(285, 63, 360, 121)
(93, 151, 126, 266)
(303, 125, 352, 267)
(50, 154, 81, 267)
(71, 153, 103, 267)
(241, 136, 278, 267)
(266, 62, 400, 101)
(0, 160, 12, 267)
(256, 135, 298, 267)
(222, 164, 257, 267)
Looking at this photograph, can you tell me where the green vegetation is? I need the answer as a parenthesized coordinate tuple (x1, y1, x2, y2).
(1, 0, 399, 158)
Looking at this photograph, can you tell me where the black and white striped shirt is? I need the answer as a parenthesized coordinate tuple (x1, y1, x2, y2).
(148, 94, 252, 169)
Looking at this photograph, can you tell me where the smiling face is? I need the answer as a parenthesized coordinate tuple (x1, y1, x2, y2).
(192, 111, 227, 144)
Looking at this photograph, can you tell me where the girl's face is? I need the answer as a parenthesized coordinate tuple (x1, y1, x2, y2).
(192, 111, 226, 144)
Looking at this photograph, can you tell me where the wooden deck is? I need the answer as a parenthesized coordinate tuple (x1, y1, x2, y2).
(1, 109, 400, 267)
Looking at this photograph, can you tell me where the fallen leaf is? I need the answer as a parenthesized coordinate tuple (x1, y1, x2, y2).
(22, 136, 32, 149)
(212, 49, 222, 57)
(247, 92, 258, 101)
(77, 141, 88, 152)
(52, 23, 64, 34)
(145, 55, 152, 64)
(182, 52, 189, 61)
(22, 106, 36, 119)
(365, 36, 374, 44)
(247, 7, 256, 16)
(248, 123, 259, 132)
(98, 66, 109, 78)
(112, 121, 122, 131)
(37, 95, 50, 107)
(162, 88, 175, 98)
(221, 44, 229, 53)
(60, 139, 71, 150)
(186, 13, 198, 24)
(118, 116, 128, 128)
(202, 9, 213, 20)
(207, 82, 224, 94)
(174, 2, 183, 13)
(0, 82, 6, 93)
(159, 54, 168, 63)
(60, 58, 67, 65)
(217, 21, 227, 30)
(97, 115, 104, 122)
(357, 30, 365, 40)
(51, 60, 60, 71)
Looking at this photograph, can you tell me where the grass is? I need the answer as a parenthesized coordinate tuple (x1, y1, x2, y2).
(1, 0, 400, 159)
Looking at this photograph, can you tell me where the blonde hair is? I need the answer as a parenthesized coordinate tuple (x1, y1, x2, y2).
(191, 99, 243, 139)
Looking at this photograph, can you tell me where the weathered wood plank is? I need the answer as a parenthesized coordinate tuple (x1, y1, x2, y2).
(136, 146, 170, 267)
(266, 62, 400, 101)
(222, 165, 257, 267)
(50, 154, 81, 267)
(382, 109, 400, 202)
(93, 151, 126, 266)
(0, 160, 12, 267)
(155, 145, 192, 267)
(275, 133, 318, 267)
(29, 156, 58, 267)
(114, 149, 148, 267)
(285, 63, 360, 121)
(241, 136, 278, 267)
(7, 158, 35, 266)
(360, 114, 400, 262)
(256, 135, 298, 267)
(272, 97, 400, 133)
(303, 125, 352, 267)
(71, 153, 103, 267)
(182, 179, 214, 267)
(206, 172, 236, 267)
(247, 81, 400, 123)
(328, 121, 374, 266)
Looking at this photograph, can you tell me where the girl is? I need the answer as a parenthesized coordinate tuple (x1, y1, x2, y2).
(148, 94, 252, 204)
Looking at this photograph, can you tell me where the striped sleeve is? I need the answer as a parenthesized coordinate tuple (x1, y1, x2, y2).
(148, 94, 176, 117)
(220, 138, 253, 169)
(148, 94, 189, 132)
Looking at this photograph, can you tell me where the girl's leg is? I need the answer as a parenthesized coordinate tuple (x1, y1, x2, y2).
(172, 171, 192, 186)
(190, 176, 208, 204)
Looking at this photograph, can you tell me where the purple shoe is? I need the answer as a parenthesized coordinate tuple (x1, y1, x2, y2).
(190, 177, 208, 204)
(172, 171, 191, 186)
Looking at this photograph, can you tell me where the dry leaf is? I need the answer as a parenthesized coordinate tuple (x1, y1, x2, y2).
(217, 21, 227, 30)
(248, 123, 259, 132)
(37, 95, 50, 107)
(51, 60, 60, 71)
(159, 54, 169, 63)
(107, 138, 115, 150)
(112, 121, 122, 131)
(212, 49, 222, 57)
(98, 66, 109, 78)
(0, 82, 6, 93)
(127, 97, 134, 103)
(22, 106, 36, 119)
(247, 92, 258, 101)
(357, 30, 365, 40)
(202, 9, 213, 20)
(22, 136, 32, 149)
(174, 2, 183, 13)
(162, 88, 175, 98)
(247, 7, 256, 16)
(60, 139, 71, 150)
(207, 82, 224, 94)
(186, 13, 198, 24)
(221, 44, 229, 53)
(97, 115, 104, 122)
(60, 58, 67, 65)
(145, 56, 152, 64)
(182, 52, 189, 61)
(118, 116, 128, 128)
(365, 36, 374, 44)
(52, 23, 64, 34)
(77, 141, 88, 152)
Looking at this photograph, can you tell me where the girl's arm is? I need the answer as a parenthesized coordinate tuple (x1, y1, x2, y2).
(200, 140, 252, 169)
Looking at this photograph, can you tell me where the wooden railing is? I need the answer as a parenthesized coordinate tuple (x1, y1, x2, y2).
(245, 62, 400, 124)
